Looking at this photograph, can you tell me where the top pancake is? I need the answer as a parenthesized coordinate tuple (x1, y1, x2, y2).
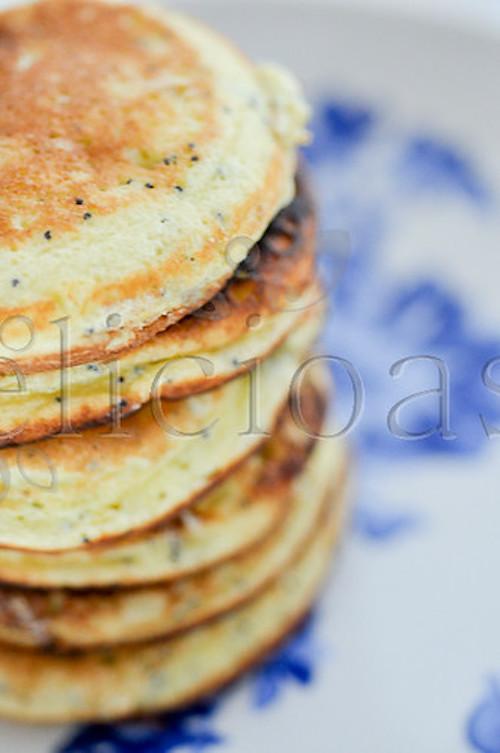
(0, 0, 309, 367)
(0, 172, 320, 446)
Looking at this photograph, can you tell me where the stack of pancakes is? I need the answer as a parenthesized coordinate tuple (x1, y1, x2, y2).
(0, 0, 347, 723)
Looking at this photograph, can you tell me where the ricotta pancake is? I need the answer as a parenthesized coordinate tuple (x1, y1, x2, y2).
(0, 0, 309, 368)
(0, 317, 318, 553)
(0, 365, 328, 589)
(0, 434, 346, 649)
(0, 175, 320, 446)
(0, 488, 342, 723)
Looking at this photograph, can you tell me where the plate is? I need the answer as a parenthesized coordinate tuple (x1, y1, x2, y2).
(2, 2, 500, 751)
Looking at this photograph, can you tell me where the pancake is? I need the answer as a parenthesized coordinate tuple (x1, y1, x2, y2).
(0, 457, 285, 590)
(0, 430, 346, 650)
(0, 0, 309, 368)
(0, 360, 328, 588)
(0, 315, 319, 553)
(0, 176, 321, 446)
(0, 481, 343, 723)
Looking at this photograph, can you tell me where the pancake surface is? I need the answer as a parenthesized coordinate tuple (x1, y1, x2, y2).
(0, 317, 318, 553)
(0, 482, 343, 723)
(0, 364, 328, 588)
(0, 431, 346, 649)
(0, 0, 309, 366)
(0, 174, 321, 445)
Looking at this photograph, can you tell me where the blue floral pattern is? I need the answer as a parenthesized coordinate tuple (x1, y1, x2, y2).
(58, 701, 223, 753)
(353, 502, 422, 542)
(250, 616, 320, 709)
(397, 137, 490, 204)
(467, 681, 500, 753)
(311, 100, 498, 459)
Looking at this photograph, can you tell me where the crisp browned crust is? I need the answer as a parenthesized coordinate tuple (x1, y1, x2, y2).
(0, 149, 293, 371)
(0, 168, 315, 378)
(0, 298, 320, 450)
(0, 170, 319, 449)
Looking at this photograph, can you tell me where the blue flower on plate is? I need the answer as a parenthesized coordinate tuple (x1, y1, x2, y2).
(58, 701, 223, 753)
(304, 98, 376, 163)
(397, 136, 490, 204)
(251, 615, 322, 709)
(353, 502, 422, 541)
(467, 679, 500, 753)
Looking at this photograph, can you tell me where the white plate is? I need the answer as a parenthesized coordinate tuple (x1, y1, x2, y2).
(3, 3, 500, 752)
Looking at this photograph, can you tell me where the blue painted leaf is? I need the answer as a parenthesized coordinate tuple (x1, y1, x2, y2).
(58, 701, 223, 753)
(398, 136, 490, 203)
(467, 680, 500, 753)
(354, 505, 421, 541)
(251, 615, 320, 709)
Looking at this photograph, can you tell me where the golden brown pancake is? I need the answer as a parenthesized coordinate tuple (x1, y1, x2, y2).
(0, 0, 309, 368)
(0, 315, 320, 553)
(0, 173, 322, 446)
(0, 472, 344, 723)
(0, 359, 329, 587)
(0, 434, 346, 650)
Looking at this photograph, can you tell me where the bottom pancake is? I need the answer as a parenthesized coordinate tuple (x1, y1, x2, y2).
(0, 435, 346, 650)
(0, 451, 346, 723)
